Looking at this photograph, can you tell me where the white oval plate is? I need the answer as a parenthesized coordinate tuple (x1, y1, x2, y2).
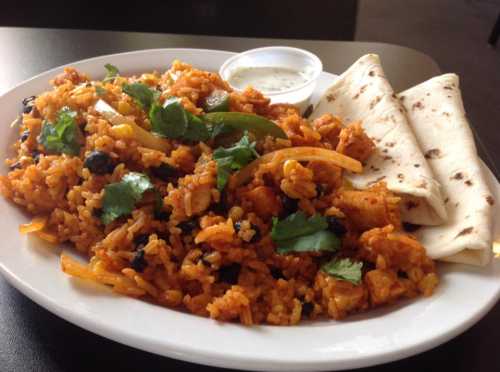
(0, 49, 499, 372)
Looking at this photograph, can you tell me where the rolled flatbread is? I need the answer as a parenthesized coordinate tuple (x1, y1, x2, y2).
(311, 54, 447, 225)
(398, 74, 494, 265)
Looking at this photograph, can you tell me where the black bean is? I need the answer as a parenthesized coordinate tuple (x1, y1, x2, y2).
(31, 150, 41, 164)
(130, 249, 147, 273)
(200, 252, 213, 267)
(218, 263, 241, 284)
(23, 105, 33, 114)
(154, 209, 170, 221)
(211, 190, 229, 215)
(133, 234, 149, 247)
(316, 184, 325, 197)
(211, 201, 227, 215)
(151, 163, 178, 181)
(270, 267, 285, 280)
(249, 224, 261, 243)
(9, 162, 22, 170)
(402, 222, 421, 233)
(234, 221, 241, 232)
(22, 96, 36, 106)
(301, 301, 314, 318)
(280, 194, 298, 216)
(92, 208, 103, 218)
(20, 130, 30, 142)
(178, 219, 198, 234)
(326, 216, 347, 237)
(84, 151, 114, 175)
(22, 96, 36, 114)
(156, 231, 170, 242)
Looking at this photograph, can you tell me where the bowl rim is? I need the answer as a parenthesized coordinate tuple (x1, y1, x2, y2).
(218, 46, 323, 96)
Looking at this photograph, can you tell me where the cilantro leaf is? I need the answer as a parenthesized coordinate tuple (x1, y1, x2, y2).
(276, 230, 340, 254)
(95, 85, 107, 96)
(150, 99, 210, 142)
(321, 258, 363, 285)
(122, 84, 213, 143)
(38, 106, 81, 155)
(214, 156, 233, 191)
(101, 172, 154, 224)
(213, 132, 259, 191)
(271, 212, 328, 241)
(122, 83, 160, 111)
(184, 111, 210, 142)
(121, 172, 155, 200)
(101, 182, 136, 225)
(150, 99, 187, 139)
(103, 63, 119, 83)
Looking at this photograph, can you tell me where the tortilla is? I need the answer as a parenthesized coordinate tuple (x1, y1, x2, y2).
(311, 54, 447, 225)
(398, 73, 494, 265)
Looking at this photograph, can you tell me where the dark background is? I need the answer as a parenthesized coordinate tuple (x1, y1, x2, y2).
(1, 1, 500, 371)
(0, 0, 358, 40)
(1, 0, 498, 167)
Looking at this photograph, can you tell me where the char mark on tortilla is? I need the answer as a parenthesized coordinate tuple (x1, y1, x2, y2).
(424, 148, 441, 159)
(455, 227, 473, 238)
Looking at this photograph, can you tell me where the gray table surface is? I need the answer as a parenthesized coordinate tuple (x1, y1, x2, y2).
(0, 27, 498, 372)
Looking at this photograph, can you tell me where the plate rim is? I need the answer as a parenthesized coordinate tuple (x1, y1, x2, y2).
(0, 47, 499, 372)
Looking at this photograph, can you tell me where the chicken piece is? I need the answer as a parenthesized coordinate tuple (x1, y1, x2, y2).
(195, 218, 235, 244)
(334, 183, 401, 231)
(307, 160, 343, 190)
(207, 285, 253, 325)
(314, 272, 368, 319)
(358, 224, 435, 273)
(169, 145, 196, 174)
(229, 87, 271, 115)
(280, 159, 317, 199)
(266, 103, 301, 121)
(336, 122, 375, 162)
(165, 154, 216, 220)
(311, 113, 343, 148)
(243, 186, 281, 219)
(364, 269, 410, 306)
(276, 113, 321, 147)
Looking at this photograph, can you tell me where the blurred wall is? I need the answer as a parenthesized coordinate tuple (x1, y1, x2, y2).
(0, 0, 358, 40)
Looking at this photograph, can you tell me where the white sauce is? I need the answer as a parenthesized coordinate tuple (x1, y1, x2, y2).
(227, 66, 311, 94)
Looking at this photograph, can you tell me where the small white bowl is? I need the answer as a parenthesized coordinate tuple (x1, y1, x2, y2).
(219, 46, 323, 113)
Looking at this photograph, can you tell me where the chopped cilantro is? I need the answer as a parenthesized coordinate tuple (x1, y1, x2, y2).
(103, 63, 119, 83)
(150, 99, 187, 139)
(276, 230, 340, 254)
(183, 111, 210, 142)
(101, 172, 154, 224)
(150, 98, 209, 142)
(122, 83, 160, 111)
(213, 132, 259, 191)
(321, 258, 363, 285)
(37, 106, 81, 155)
(271, 212, 341, 254)
(95, 85, 107, 96)
(271, 212, 328, 241)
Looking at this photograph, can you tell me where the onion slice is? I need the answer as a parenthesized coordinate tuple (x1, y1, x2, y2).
(19, 216, 47, 234)
(228, 147, 362, 189)
(95, 99, 170, 152)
